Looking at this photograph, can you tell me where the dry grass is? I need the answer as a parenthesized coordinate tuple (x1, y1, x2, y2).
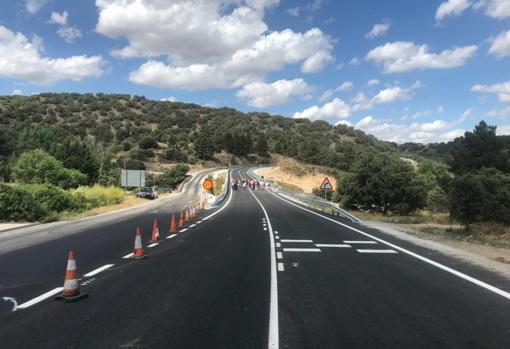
(254, 154, 337, 193)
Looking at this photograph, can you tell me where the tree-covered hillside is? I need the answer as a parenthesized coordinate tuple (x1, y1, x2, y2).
(0, 93, 397, 182)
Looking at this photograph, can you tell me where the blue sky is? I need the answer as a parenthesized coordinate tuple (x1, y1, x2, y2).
(1, 0, 510, 143)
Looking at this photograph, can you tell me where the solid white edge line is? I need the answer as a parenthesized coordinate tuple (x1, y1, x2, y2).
(283, 248, 321, 252)
(16, 287, 64, 310)
(166, 234, 177, 239)
(84, 264, 115, 277)
(266, 188, 510, 301)
(315, 244, 351, 248)
(280, 239, 313, 243)
(247, 188, 279, 349)
(344, 240, 377, 244)
(122, 252, 133, 259)
(277, 263, 284, 272)
(357, 249, 397, 254)
(147, 243, 159, 248)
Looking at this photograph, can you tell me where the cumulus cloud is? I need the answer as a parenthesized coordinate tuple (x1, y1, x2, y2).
(96, 0, 332, 90)
(367, 79, 380, 86)
(471, 80, 510, 102)
(0, 25, 104, 84)
(25, 0, 48, 14)
(352, 81, 421, 111)
(435, 0, 472, 22)
(336, 81, 353, 91)
(489, 29, 510, 58)
(365, 23, 390, 39)
(498, 125, 510, 135)
(57, 26, 82, 43)
(293, 98, 351, 121)
(475, 0, 510, 19)
(49, 11, 68, 26)
(354, 116, 459, 143)
(366, 41, 477, 73)
(236, 78, 312, 108)
(11, 89, 23, 96)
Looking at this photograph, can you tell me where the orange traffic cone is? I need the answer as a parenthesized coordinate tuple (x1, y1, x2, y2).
(150, 219, 161, 243)
(184, 207, 189, 222)
(178, 211, 184, 227)
(169, 214, 177, 233)
(131, 227, 147, 260)
(55, 251, 87, 302)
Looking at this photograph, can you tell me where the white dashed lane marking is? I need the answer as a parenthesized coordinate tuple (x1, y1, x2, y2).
(122, 253, 134, 259)
(357, 249, 398, 254)
(147, 243, 159, 248)
(283, 248, 321, 253)
(315, 244, 351, 248)
(277, 263, 285, 272)
(179, 228, 188, 233)
(166, 234, 177, 239)
(83, 264, 115, 277)
(275, 242, 281, 248)
(277, 252, 283, 259)
(281, 239, 313, 243)
(344, 241, 377, 244)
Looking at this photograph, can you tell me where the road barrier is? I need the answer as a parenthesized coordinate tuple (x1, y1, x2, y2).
(150, 219, 162, 243)
(132, 227, 147, 260)
(247, 167, 360, 223)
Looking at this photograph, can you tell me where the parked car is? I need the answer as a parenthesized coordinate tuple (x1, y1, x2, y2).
(137, 187, 158, 199)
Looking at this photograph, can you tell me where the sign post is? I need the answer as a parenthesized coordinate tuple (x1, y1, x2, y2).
(319, 177, 333, 201)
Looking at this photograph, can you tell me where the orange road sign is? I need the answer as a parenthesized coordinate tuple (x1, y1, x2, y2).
(203, 179, 213, 191)
(319, 177, 333, 190)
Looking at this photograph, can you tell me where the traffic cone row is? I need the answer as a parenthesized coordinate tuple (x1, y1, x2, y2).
(55, 205, 205, 303)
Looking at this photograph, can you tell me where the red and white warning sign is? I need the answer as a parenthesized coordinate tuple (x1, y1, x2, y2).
(319, 177, 333, 190)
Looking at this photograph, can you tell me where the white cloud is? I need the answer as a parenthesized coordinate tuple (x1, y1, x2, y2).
(489, 29, 510, 58)
(57, 26, 82, 43)
(442, 129, 466, 139)
(49, 11, 68, 26)
(160, 97, 177, 102)
(336, 81, 353, 91)
(10, 89, 23, 96)
(348, 57, 361, 65)
(475, 0, 510, 19)
(319, 89, 334, 102)
(471, 80, 510, 102)
(335, 120, 352, 127)
(367, 79, 379, 86)
(293, 98, 351, 121)
(237, 78, 312, 108)
(0, 25, 104, 85)
(435, 0, 472, 22)
(25, 0, 48, 14)
(287, 6, 300, 16)
(488, 106, 510, 118)
(498, 125, 510, 135)
(97, 1, 333, 90)
(352, 81, 421, 111)
(365, 23, 390, 39)
(367, 41, 477, 73)
(355, 116, 457, 143)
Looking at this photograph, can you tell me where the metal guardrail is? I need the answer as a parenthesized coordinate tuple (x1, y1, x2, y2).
(247, 167, 361, 223)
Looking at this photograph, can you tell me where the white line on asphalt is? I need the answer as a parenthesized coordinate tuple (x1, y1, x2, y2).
(16, 287, 64, 310)
(277, 252, 283, 259)
(202, 176, 234, 221)
(357, 249, 398, 254)
(277, 263, 284, 272)
(283, 248, 321, 252)
(267, 188, 510, 301)
(315, 244, 351, 248)
(189, 224, 196, 228)
(122, 252, 133, 259)
(166, 234, 177, 239)
(84, 264, 115, 277)
(197, 221, 202, 224)
(275, 236, 280, 240)
(275, 242, 281, 248)
(281, 239, 313, 243)
(147, 243, 159, 248)
(179, 228, 188, 232)
(247, 188, 279, 349)
(344, 240, 377, 244)
(264, 227, 267, 231)
(274, 230, 278, 234)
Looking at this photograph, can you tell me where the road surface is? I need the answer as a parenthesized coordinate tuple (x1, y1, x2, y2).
(0, 167, 509, 348)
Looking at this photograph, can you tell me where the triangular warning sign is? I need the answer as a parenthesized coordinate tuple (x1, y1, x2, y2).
(319, 177, 333, 190)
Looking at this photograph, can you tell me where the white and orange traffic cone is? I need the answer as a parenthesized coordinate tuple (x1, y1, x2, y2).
(55, 251, 87, 302)
(131, 227, 147, 260)
(184, 207, 189, 222)
(149, 219, 162, 243)
(169, 213, 177, 233)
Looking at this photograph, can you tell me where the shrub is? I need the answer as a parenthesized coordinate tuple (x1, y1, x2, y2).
(72, 185, 125, 209)
(0, 184, 45, 221)
(139, 136, 158, 149)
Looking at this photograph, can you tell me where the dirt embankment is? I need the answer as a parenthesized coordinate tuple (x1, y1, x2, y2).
(253, 155, 337, 193)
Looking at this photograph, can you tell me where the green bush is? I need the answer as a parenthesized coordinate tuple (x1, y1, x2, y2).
(72, 185, 125, 209)
(18, 184, 83, 213)
(0, 185, 45, 221)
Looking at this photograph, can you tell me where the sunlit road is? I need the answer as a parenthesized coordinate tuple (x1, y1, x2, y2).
(1, 167, 510, 348)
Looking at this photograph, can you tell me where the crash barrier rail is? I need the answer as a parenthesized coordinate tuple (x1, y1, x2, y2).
(247, 167, 360, 223)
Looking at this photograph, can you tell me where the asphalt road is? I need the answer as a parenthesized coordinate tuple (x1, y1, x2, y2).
(0, 167, 509, 348)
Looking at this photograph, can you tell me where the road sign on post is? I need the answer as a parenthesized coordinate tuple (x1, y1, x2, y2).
(203, 178, 213, 191)
(319, 177, 333, 201)
(121, 170, 146, 191)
